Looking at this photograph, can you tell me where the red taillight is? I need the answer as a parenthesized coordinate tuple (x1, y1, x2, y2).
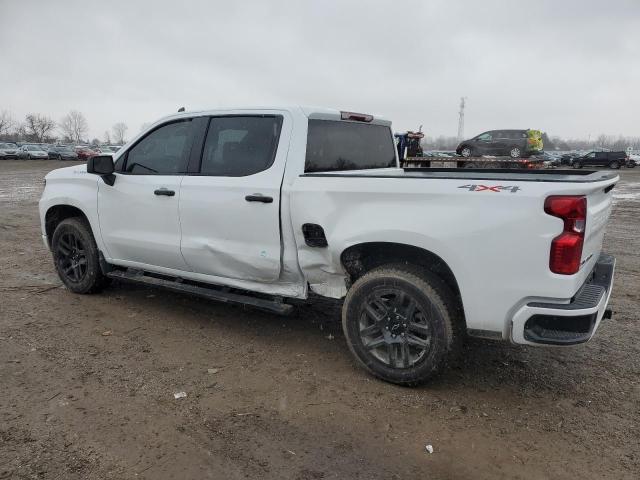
(544, 196, 586, 275)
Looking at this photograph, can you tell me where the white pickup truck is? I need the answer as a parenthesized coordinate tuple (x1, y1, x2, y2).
(39, 106, 618, 385)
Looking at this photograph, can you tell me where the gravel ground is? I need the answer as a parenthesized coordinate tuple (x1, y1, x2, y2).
(1, 160, 638, 479)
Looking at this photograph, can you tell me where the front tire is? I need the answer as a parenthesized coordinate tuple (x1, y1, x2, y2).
(342, 264, 461, 385)
(51, 217, 108, 294)
(572, 160, 582, 169)
(460, 146, 472, 157)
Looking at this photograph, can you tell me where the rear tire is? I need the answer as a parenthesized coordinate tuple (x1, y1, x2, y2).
(342, 264, 461, 385)
(509, 146, 521, 158)
(608, 160, 620, 169)
(51, 217, 108, 294)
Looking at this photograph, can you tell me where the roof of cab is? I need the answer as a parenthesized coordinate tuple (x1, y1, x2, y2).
(153, 106, 391, 127)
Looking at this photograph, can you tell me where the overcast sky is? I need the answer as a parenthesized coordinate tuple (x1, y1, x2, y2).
(1, 0, 639, 141)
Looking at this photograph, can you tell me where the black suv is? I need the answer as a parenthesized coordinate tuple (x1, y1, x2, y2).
(456, 130, 539, 158)
(568, 151, 628, 169)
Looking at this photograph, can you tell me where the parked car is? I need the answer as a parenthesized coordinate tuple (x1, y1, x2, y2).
(626, 153, 638, 168)
(39, 106, 617, 385)
(570, 151, 628, 169)
(93, 146, 117, 155)
(48, 145, 79, 160)
(535, 152, 560, 167)
(18, 144, 49, 159)
(456, 129, 543, 158)
(0, 142, 20, 159)
(74, 146, 97, 160)
(560, 152, 580, 166)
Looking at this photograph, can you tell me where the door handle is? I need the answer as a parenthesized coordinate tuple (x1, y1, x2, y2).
(245, 194, 273, 203)
(154, 188, 175, 197)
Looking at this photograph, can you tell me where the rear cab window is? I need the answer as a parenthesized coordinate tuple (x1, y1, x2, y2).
(305, 120, 396, 173)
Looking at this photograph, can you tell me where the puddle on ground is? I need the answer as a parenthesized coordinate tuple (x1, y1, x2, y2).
(0, 172, 45, 203)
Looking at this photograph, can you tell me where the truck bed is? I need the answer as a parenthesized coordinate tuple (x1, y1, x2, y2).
(302, 168, 618, 183)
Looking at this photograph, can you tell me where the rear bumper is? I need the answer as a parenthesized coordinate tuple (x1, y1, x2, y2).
(511, 253, 615, 345)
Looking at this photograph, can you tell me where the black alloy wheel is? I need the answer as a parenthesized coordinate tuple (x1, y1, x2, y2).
(56, 231, 88, 283)
(342, 265, 461, 385)
(51, 217, 108, 293)
(358, 288, 431, 369)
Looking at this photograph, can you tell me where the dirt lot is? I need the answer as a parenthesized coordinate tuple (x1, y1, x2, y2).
(1, 160, 638, 479)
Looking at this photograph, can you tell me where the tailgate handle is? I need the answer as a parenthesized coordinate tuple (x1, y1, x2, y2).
(245, 194, 273, 203)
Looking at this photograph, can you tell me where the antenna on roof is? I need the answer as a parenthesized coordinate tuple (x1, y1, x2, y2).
(178, 107, 185, 112)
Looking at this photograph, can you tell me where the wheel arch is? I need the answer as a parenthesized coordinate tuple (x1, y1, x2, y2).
(340, 241, 464, 316)
(44, 204, 92, 248)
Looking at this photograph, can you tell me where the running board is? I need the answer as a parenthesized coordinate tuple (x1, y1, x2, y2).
(106, 269, 294, 315)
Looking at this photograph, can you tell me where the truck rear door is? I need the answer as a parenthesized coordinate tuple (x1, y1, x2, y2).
(178, 113, 289, 282)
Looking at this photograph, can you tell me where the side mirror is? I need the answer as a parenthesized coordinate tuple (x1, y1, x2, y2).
(87, 155, 116, 186)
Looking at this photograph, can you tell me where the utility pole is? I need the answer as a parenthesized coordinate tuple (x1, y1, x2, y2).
(457, 97, 466, 140)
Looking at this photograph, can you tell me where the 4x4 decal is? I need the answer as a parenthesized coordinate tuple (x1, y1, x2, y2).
(458, 184, 521, 193)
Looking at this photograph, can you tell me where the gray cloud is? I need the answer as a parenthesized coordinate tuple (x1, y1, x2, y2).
(1, 0, 639, 140)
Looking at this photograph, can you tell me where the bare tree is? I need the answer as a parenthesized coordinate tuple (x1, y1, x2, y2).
(24, 113, 56, 142)
(112, 122, 128, 144)
(103, 130, 111, 144)
(59, 110, 89, 143)
(0, 110, 15, 136)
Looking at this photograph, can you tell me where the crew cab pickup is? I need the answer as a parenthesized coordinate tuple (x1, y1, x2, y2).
(39, 107, 618, 385)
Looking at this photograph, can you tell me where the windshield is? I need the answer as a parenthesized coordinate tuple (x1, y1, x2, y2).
(26, 146, 41, 151)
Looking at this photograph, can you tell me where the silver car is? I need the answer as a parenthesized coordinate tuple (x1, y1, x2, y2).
(18, 144, 49, 159)
(0, 142, 20, 159)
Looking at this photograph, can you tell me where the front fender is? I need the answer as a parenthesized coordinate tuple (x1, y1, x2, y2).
(39, 168, 102, 251)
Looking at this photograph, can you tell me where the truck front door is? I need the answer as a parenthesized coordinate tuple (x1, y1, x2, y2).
(179, 113, 288, 282)
(98, 119, 195, 271)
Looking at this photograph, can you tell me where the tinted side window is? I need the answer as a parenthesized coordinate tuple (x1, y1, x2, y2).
(200, 116, 282, 176)
(477, 133, 492, 140)
(305, 120, 396, 172)
(124, 120, 192, 175)
(595, 152, 608, 160)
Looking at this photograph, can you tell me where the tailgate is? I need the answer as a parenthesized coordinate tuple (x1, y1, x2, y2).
(582, 181, 616, 275)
